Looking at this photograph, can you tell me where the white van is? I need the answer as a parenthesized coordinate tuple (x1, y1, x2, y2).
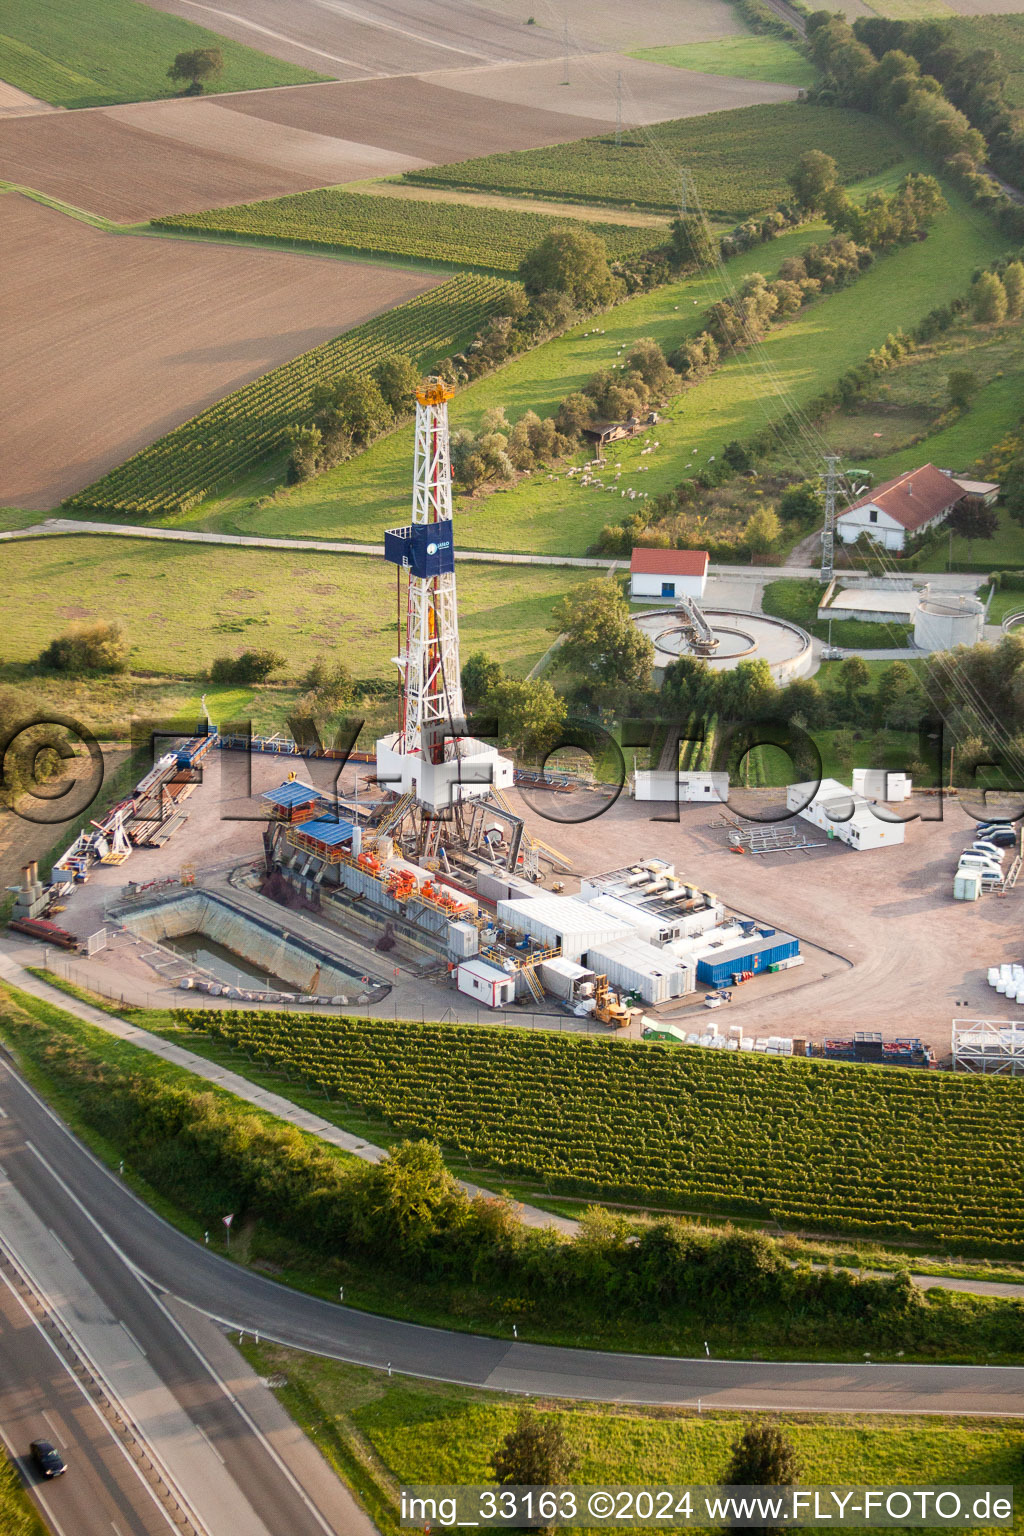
(959, 853, 1003, 880)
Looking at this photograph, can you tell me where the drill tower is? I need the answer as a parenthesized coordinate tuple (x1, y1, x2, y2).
(377, 379, 513, 818)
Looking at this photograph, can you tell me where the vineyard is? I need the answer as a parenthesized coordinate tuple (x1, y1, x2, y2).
(153, 190, 660, 273)
(402, 104, 905, 220)
(64, 273, 514, 519)
(179, 1011, 1024, 1253)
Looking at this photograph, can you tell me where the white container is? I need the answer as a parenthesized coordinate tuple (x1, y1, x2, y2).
(1001, 964, 1013, 979)
(989, 967, 1001, 985)
(996, 980, 1008, 994)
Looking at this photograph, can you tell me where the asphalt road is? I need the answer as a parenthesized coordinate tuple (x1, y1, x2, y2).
(0, 1063, 369, 1536)
(0, 1269, 175, 1536)
(1, 1057, 1022, 1418)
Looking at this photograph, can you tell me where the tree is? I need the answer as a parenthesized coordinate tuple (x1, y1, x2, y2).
(552, 581, 654, 705)
(723, 440, 753, 474)
(519, 227, 621, 309)
(301, 658, 353, 713)
(723, 1422, 800, 1536)
(946, 368, 978, 411)
(461, 651, 503, 707)
(311, 373, 393, 445)
(39, 620, 129, 675)
(779, 480, 824, 527)
(838, 654, 870, 708)
(946, 495, 998, 560)
(491, 1408, 579, 1491)
(876, 659, 920, 728)
(972, 270, 1008, 324)
(374, 355, 420, 416)
(1003, 259, 1024, 320)
(744, 505, 782, 561)
(668, 214, 718, 269)
(832, 727, 855, 771)
(787, 149, 838, 210)
(487, 676, 567, 757)
(167, 47, 223, 93)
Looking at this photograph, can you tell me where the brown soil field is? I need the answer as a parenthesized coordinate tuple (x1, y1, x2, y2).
(420, 53, 799, 126)
(216, 75, 608, 160)
(0, 195, 440, 509)
(140, 0, 565, 75)
(0, 81, 62, 117)
(0, 78, 605, 222)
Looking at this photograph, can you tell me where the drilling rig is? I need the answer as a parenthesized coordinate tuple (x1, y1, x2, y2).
(375, 379, 514, 850)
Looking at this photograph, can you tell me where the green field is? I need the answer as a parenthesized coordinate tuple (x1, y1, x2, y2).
(0, 1454, 45, 1536)
(249, 1345, 1024, 1536)
(205, 182, 1003, 557)
(631, 35, 816, 88)
(66, 273, 514, 519)
(0, 537, 586, 680)
(948, 14, 1024, 109)
(402, 103, 904, 219)
(0, 0, 324, 107)
(183, 1009, 1024, 1251)
(154, 189, 661, 273)
(916, 504, 1024, 573)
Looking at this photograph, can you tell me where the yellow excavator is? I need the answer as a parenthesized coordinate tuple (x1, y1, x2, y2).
(591, 974, 640, 1029)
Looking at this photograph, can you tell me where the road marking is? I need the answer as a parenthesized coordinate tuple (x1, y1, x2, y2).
(48, 1228, 76, 1264)
(197, 1425, 224, 1464)
(0, 1421, 74, 1536)
(0, 1105, 8, 1117)
(119, 1321, 147, 1359)
(42, 1407, 65, 1445)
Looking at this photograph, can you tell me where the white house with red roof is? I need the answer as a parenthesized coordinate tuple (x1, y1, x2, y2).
(835, 463, 966, 553)
(630, 548, 709, 602)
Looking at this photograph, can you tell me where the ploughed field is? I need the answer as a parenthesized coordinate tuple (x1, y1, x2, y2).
(0, 195, 441, 510)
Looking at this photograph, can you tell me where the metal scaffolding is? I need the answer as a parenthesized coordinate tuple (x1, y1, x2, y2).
(952, 1019, 1024, 1075)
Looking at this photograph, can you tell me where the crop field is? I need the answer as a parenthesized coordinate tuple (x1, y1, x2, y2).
(402, 103, 905, 218)
(461, 0, 744, 51)
(65, 271, 511, 518)
(0, 0, 323, 108)
(0, 195, 447, 512)
(630, 35, 817, 89)
(154, 188, 661, 272)
(0, 536, 587, 679)
(183, 1010, 1024, 1251)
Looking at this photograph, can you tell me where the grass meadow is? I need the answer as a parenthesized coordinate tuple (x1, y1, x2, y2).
(630, 34, 816, 89)
(0, 0, 324, 107)
(0, 536, 588, 680)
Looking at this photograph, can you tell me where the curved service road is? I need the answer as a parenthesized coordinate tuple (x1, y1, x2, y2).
(0, 1059, 1020, 1418)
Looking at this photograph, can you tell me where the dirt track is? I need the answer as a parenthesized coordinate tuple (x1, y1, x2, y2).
(0, 195, 440, 509)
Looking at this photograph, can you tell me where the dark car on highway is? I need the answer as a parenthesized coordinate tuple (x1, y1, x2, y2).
(30, 1440, 67, 1478)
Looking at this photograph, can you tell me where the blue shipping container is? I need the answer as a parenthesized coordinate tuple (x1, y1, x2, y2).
(697, 932, 799, 987)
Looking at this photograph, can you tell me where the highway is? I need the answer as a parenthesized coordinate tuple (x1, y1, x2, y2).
(0, 1056, 1022, 1422)
(0, 1059, 376, 1536)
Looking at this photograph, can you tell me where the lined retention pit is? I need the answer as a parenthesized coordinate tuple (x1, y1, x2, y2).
(116, 890, 385, 1003)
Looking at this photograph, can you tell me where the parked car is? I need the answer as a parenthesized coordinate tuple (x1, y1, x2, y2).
(976, 825, 1017, 847)
(959, 853, 1003, 880)
(29, 1441, 66, 1479)
(966, 841, 1005, 860)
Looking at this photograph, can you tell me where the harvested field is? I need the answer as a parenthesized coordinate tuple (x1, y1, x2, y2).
(0, 196, 440, 509)
(0, 81, 61, 117)
(418, 52, 799, 125)
(464, 0, 744, 51)
(216, 75, 608, 160)
(0, 78, 605, 222)
(139, 0, 565, 74)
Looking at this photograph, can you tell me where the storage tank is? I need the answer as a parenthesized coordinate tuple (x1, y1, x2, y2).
(913, 594, 984, 653)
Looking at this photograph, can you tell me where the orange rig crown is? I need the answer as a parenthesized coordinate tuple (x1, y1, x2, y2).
(416, 376, 456, 406)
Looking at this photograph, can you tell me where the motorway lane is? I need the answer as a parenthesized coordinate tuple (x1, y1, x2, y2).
(1, 1059, 1022, 1416)
(0, 1271, 174, 1536)
(0, 1076, 366, 1536)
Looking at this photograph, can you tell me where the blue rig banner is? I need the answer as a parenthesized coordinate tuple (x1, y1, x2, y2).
(384, 523, 456, 579)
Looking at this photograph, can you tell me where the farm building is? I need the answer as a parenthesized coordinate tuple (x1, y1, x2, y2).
(633, 769, 729, 803)
(583, 410, 660, 450)
(787, 778, 907, 850)
(835, 464, 965, 553)
(630, 548, 709, 602)
(946, 474, 999, 506)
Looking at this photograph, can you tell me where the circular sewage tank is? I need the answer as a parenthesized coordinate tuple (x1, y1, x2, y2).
(913, 594, 984, 653)
(633, 607, 813, 684)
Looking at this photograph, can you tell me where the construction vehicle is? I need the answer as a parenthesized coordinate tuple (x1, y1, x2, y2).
(592, 974, 640, 1029)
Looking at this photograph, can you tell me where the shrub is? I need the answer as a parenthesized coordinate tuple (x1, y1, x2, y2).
(39, 620, 128, 675)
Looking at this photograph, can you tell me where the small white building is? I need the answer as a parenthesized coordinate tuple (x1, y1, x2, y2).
(456, 958, 515, 1008)
(633, 769, 729, 803)
(630, 548, 709, 603)
(835, 464, 964, 554)
(787, 778, 906, 850)
(586, 934, 695, 1005)
(495, 895, 632, 963)
(851, 769, 912, 803)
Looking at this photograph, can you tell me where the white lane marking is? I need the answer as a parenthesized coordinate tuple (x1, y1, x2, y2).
(197, 1425, 224, 1464)
(42, 1407, 65, 1445)
(47, 1229, 76, 1264)
(0, 1420, 74, 1536)
(0, 1268, 179, 1533)
(119, 1322, 147, 1359)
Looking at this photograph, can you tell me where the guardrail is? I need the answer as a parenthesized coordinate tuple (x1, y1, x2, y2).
(1001, 609, 1024, 632)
